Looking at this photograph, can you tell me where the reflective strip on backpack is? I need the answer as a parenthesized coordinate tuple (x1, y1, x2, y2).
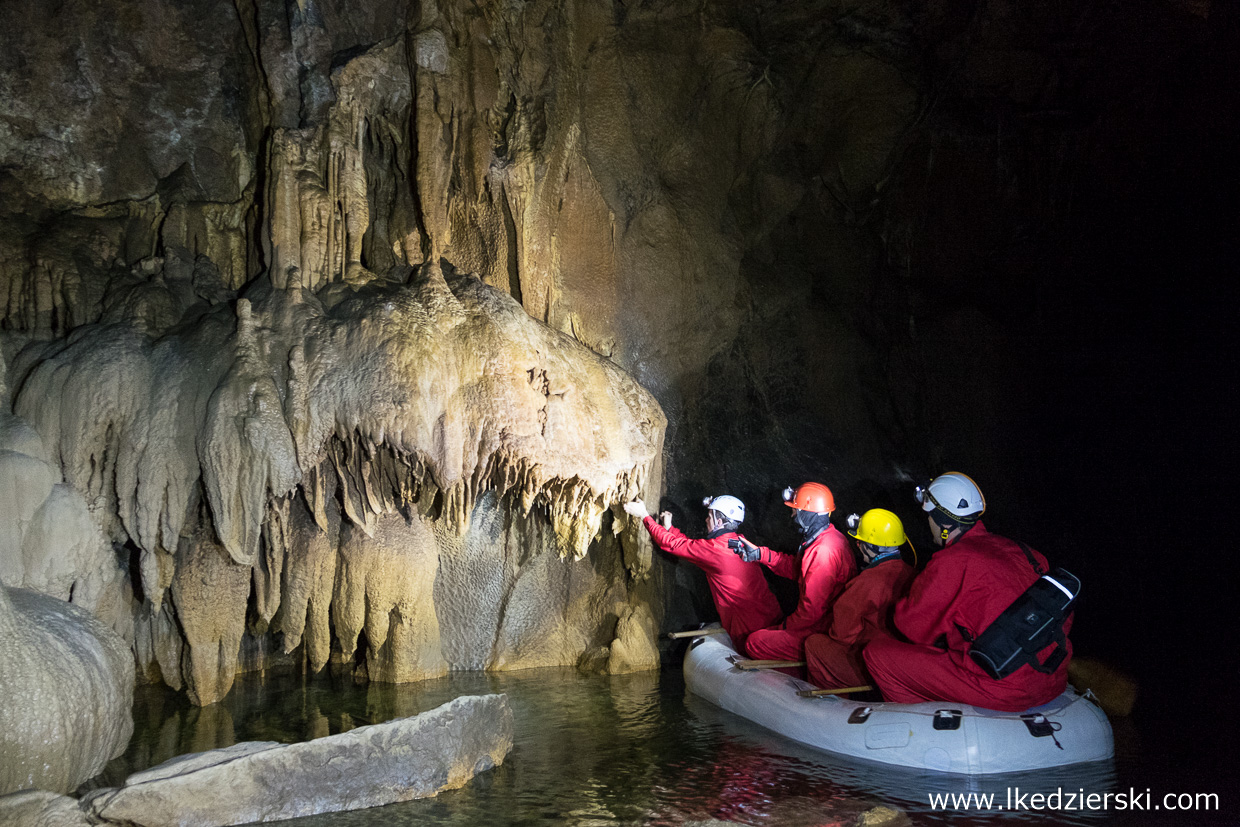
(1042, 575, 1075, 601)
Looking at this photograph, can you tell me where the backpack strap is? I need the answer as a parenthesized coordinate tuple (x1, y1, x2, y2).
(1029, 622, 1069, 674)
(1015, 540, 1067, 672)
(1015, 540, 1046, 576)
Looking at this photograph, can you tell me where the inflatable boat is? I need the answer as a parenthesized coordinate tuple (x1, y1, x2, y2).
(683, 631, 1114, 774)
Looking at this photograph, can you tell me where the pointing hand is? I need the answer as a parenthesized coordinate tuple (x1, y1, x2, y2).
(623, 500, 650, 519)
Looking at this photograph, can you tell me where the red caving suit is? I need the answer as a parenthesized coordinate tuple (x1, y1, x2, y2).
(743, 525, 857, 662)
(643, 517, 783, 652)
(863, 521, 1073, 711)
(804, 552, 915, 690)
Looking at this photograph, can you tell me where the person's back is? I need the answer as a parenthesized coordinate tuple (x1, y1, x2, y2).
(732, 483, 857, 663)
(626, 495, 781, 652)
(864, 473, 1073, 712)
(805, 508, 916, 691)
(644, 519, 783, 651)
(829, 556, 915, 647)
(890, 522, 1072, 707)
(767, 524, 855, 637)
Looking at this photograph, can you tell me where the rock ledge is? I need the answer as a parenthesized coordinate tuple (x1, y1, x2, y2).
(88, 693, 513, 827)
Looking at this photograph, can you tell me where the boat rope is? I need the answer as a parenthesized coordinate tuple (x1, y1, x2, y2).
(800, 688, 1088, 725)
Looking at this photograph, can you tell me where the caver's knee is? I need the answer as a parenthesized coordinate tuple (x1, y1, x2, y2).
(860, 633, 903, 674)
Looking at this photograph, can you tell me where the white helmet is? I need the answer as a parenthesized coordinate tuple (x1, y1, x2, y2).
(916, 472, 985, 520)
(702, 495, 745, 523)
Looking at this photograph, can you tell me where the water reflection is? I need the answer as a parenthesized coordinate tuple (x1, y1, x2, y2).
(99, 668, 1120, 825)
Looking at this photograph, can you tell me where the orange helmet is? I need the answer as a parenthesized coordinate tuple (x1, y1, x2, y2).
(783, 482, 835, 514)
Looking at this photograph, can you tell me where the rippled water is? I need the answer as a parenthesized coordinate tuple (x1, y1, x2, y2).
(95, 663, 1162, 827)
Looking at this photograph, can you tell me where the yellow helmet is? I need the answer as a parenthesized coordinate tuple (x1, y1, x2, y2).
(846, 508, 906, 548)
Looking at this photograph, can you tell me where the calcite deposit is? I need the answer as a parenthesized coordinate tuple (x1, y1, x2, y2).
(9, 261, 664, 705)
(0, 585, 134, 795)
(0, 412, 131, 637)
(5, 0, 729, 709)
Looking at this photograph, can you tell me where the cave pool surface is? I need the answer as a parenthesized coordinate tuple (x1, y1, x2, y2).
(97, 664, 1141, 826)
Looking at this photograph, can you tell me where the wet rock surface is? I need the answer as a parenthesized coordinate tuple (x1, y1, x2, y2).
(87, 694, 513, 827)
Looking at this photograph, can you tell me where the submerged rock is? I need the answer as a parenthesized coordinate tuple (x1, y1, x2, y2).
(88, 693, 514, 826)
(857, 804, 909, 826)
(0, 586, 134, 796)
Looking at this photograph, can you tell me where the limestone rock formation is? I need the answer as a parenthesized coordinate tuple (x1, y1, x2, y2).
(12, 261, 664, 704)
(0, 792, 92, 827)
(0, 585, 134, 796)
(0, 411, 132, 639)
(88, 694, 513, 827)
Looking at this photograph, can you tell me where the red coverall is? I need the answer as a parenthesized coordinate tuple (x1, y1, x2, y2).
(643, 517, 783, 652)
(804, 554, 915, 689)
(742, 525, 857, 662)
(863, 521, 1073, 712)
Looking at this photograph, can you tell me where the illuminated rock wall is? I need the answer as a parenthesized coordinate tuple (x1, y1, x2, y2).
(0, 0, 931, 705)
(7, 264, 663, 705)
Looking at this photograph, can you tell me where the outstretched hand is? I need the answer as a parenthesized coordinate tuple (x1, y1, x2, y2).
(728, 537, 761, 563)
(623, 500, 650, 519)
(659, 511, 673, 529)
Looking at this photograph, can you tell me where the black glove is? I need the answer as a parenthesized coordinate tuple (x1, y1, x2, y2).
(728, 538, 761, 563)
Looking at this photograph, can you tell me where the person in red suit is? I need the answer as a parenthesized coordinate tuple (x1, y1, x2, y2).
(624, 494, 782, 652)
(731, 483, 857, 664)
(804, 508, 917, 691)
(863, 472, 1073, 712)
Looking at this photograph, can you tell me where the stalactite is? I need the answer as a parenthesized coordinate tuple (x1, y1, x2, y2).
(331, 511, 446, 681)
(13, 253, 665, 703)
(133, 599, 184, 690)
(254, 496, 291, 626)
(15, 325, 154, 549)
(200, 299, 301, 566)
(270, 488, 339, 672)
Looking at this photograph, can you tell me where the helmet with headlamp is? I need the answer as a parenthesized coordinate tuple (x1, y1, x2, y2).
(701, 495, 745, 524)
(915, 472, 985, 544)
(782, 482, 835, 514)
(847, 507, 918, 567)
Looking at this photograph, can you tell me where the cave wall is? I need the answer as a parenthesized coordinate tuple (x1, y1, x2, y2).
(1, 0, 688, 704)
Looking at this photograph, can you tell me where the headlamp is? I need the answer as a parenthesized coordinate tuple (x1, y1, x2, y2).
(846, 513, 861, 531)
(782, 486, 795, 502)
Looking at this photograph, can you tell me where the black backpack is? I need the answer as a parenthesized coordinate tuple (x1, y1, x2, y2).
(967, 542, 1080, 681)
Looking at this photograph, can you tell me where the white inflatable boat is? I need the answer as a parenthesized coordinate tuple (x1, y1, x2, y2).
(683, 631, 1114, 774)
